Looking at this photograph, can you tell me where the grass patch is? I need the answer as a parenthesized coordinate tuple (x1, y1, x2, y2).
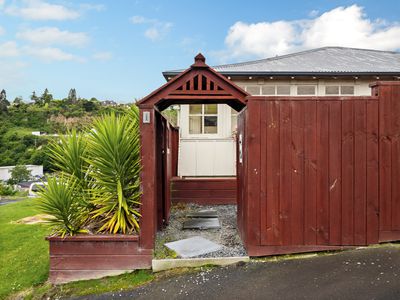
(154, 236, 178, 259)
(23, 270, 154, 299)
(0, 198, 50, 299)
(1, 199, 156, 300)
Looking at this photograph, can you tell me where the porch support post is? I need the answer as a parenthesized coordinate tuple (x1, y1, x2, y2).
(138, 107, 157, 250)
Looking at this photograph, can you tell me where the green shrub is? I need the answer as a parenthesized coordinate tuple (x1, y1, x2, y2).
(0, 183, 16, 196)
(38, 106, 141, 236)
(36, 176, 88, 237)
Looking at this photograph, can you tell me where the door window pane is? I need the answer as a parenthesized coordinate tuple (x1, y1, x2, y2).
(204, 104, 218, 114)
(231, 107, 238, 133)
(204, 116, 218, 133)
(188, 104, 218, 134)
(189, 104, 202, 114)
(189, 116, 202, 134)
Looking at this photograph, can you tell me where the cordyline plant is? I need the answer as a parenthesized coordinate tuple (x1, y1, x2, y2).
(37, 176, 88, 237)
(37, 106, 141, 236)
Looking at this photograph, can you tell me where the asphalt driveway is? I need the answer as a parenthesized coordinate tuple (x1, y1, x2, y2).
(79, 244, 400, 300)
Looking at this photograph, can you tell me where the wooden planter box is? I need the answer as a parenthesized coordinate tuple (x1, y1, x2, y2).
(46, 235, 152, 284)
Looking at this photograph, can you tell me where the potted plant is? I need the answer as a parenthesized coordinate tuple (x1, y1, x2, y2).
(37, 107, 152, 284)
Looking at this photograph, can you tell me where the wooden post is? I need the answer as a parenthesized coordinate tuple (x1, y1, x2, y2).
(138, 108, 157, 250)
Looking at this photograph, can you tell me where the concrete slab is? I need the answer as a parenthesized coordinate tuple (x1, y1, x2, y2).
(183, 218, 220, 229)
(164, 236, 222, 258)
(186, 209, 218, 218)
(152, 256, 250, 272)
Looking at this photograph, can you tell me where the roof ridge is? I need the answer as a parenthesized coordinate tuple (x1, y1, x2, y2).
(213, 46, 399, 70)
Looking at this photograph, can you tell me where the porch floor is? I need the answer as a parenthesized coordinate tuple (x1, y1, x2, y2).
(155, 204, 247, 258)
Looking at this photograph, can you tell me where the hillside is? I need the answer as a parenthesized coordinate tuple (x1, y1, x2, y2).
(0, 96, 128, 172)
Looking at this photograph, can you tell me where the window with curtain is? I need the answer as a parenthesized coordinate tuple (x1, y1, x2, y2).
(189, 104, 218, 134)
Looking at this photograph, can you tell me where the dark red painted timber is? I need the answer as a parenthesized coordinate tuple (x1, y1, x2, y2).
(136, 55, 400, 259)
(46, 235, 152, 284)
(171, 177, 236, 205)
(238, 95, 382, 256)
(371, 82, 400, 242)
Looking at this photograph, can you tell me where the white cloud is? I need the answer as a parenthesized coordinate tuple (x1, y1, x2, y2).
(23, 46, 84, 62)
(5, 0, 80, 21)
(80, 3, 106, 12)
(0, 60, 26, 87)
(130, 15, 172, 41)
(224, 20, 296, 59)
(218, 5, 400, 60)
(130, 15, 151, 24)
(0, 41, 20, 57)
(0, 0, 4, 7)
(17, 27, 89, 47)
(92, 51, 112, 61)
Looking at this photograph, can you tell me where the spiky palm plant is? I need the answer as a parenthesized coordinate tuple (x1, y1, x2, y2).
(87, 107, 141, 234)
(37, 176, 88, 237)
(47, 129, 89, 186)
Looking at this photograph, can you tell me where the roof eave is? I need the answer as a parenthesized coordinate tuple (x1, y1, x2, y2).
(163, 71, 400, 79)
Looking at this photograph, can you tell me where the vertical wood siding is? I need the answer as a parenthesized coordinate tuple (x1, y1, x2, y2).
(238, 96, 380, 253)
(376, 83, 400, 242)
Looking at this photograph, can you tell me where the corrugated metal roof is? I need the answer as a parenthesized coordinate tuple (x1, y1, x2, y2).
(163, 47, 400, 76)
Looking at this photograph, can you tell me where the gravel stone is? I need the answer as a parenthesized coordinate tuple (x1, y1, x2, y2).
(156, 204, 247, 258)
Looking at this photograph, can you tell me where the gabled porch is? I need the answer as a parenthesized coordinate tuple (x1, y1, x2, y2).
(136, 53, 248, 250)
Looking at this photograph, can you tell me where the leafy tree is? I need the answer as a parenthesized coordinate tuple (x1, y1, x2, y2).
(82, 99, 96, 112)
(41, 88, 53, 105)
(31, 91, 41, 105)
(8, 165, 32, 184)
(13, 97, 24, 107)
(67, 88, 77, 103)
(0, 89, 9, 113)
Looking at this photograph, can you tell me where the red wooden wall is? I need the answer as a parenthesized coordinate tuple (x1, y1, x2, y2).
(170, 177, 237, 205)
(373, 82, 400, 243)
(237, 95, 382, 256)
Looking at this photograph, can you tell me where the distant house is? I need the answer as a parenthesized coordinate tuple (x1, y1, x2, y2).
(0, 165, 43, 181)
(162, 47, 400, 177)
(100, 100, 118, 106)
(32, 131, 47, 136)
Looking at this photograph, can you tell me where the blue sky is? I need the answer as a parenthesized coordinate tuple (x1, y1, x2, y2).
(0, 0, 400, 103)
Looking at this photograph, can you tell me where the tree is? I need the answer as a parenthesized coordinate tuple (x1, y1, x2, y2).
(31, 91, 41, 105)
(41, 88, 53, 105)
(82, 99, 96, 112)
(8, 165, 32, 184)
(0, 89, 9, 113)
(0, 89, 7, 102)
(67, 88, 77, 103)
(13, 97, 23, 107)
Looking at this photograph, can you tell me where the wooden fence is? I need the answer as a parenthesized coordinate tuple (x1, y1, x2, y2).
(237, 84, 400, 256)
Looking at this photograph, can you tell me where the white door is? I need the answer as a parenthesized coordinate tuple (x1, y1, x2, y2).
(178, 104, 237, 176)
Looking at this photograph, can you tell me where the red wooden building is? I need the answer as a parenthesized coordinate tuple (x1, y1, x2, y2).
(137, 54, 400, 256)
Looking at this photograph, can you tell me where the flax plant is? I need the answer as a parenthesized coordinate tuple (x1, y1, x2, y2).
(87, 108, 141, 234)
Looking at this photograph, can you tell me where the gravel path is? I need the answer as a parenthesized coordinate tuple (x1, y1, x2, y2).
(155, 204, 247, 258)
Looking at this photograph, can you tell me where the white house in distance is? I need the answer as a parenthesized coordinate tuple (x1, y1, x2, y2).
(162, 47, 400, 177)
(0, 165, 43, 181)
